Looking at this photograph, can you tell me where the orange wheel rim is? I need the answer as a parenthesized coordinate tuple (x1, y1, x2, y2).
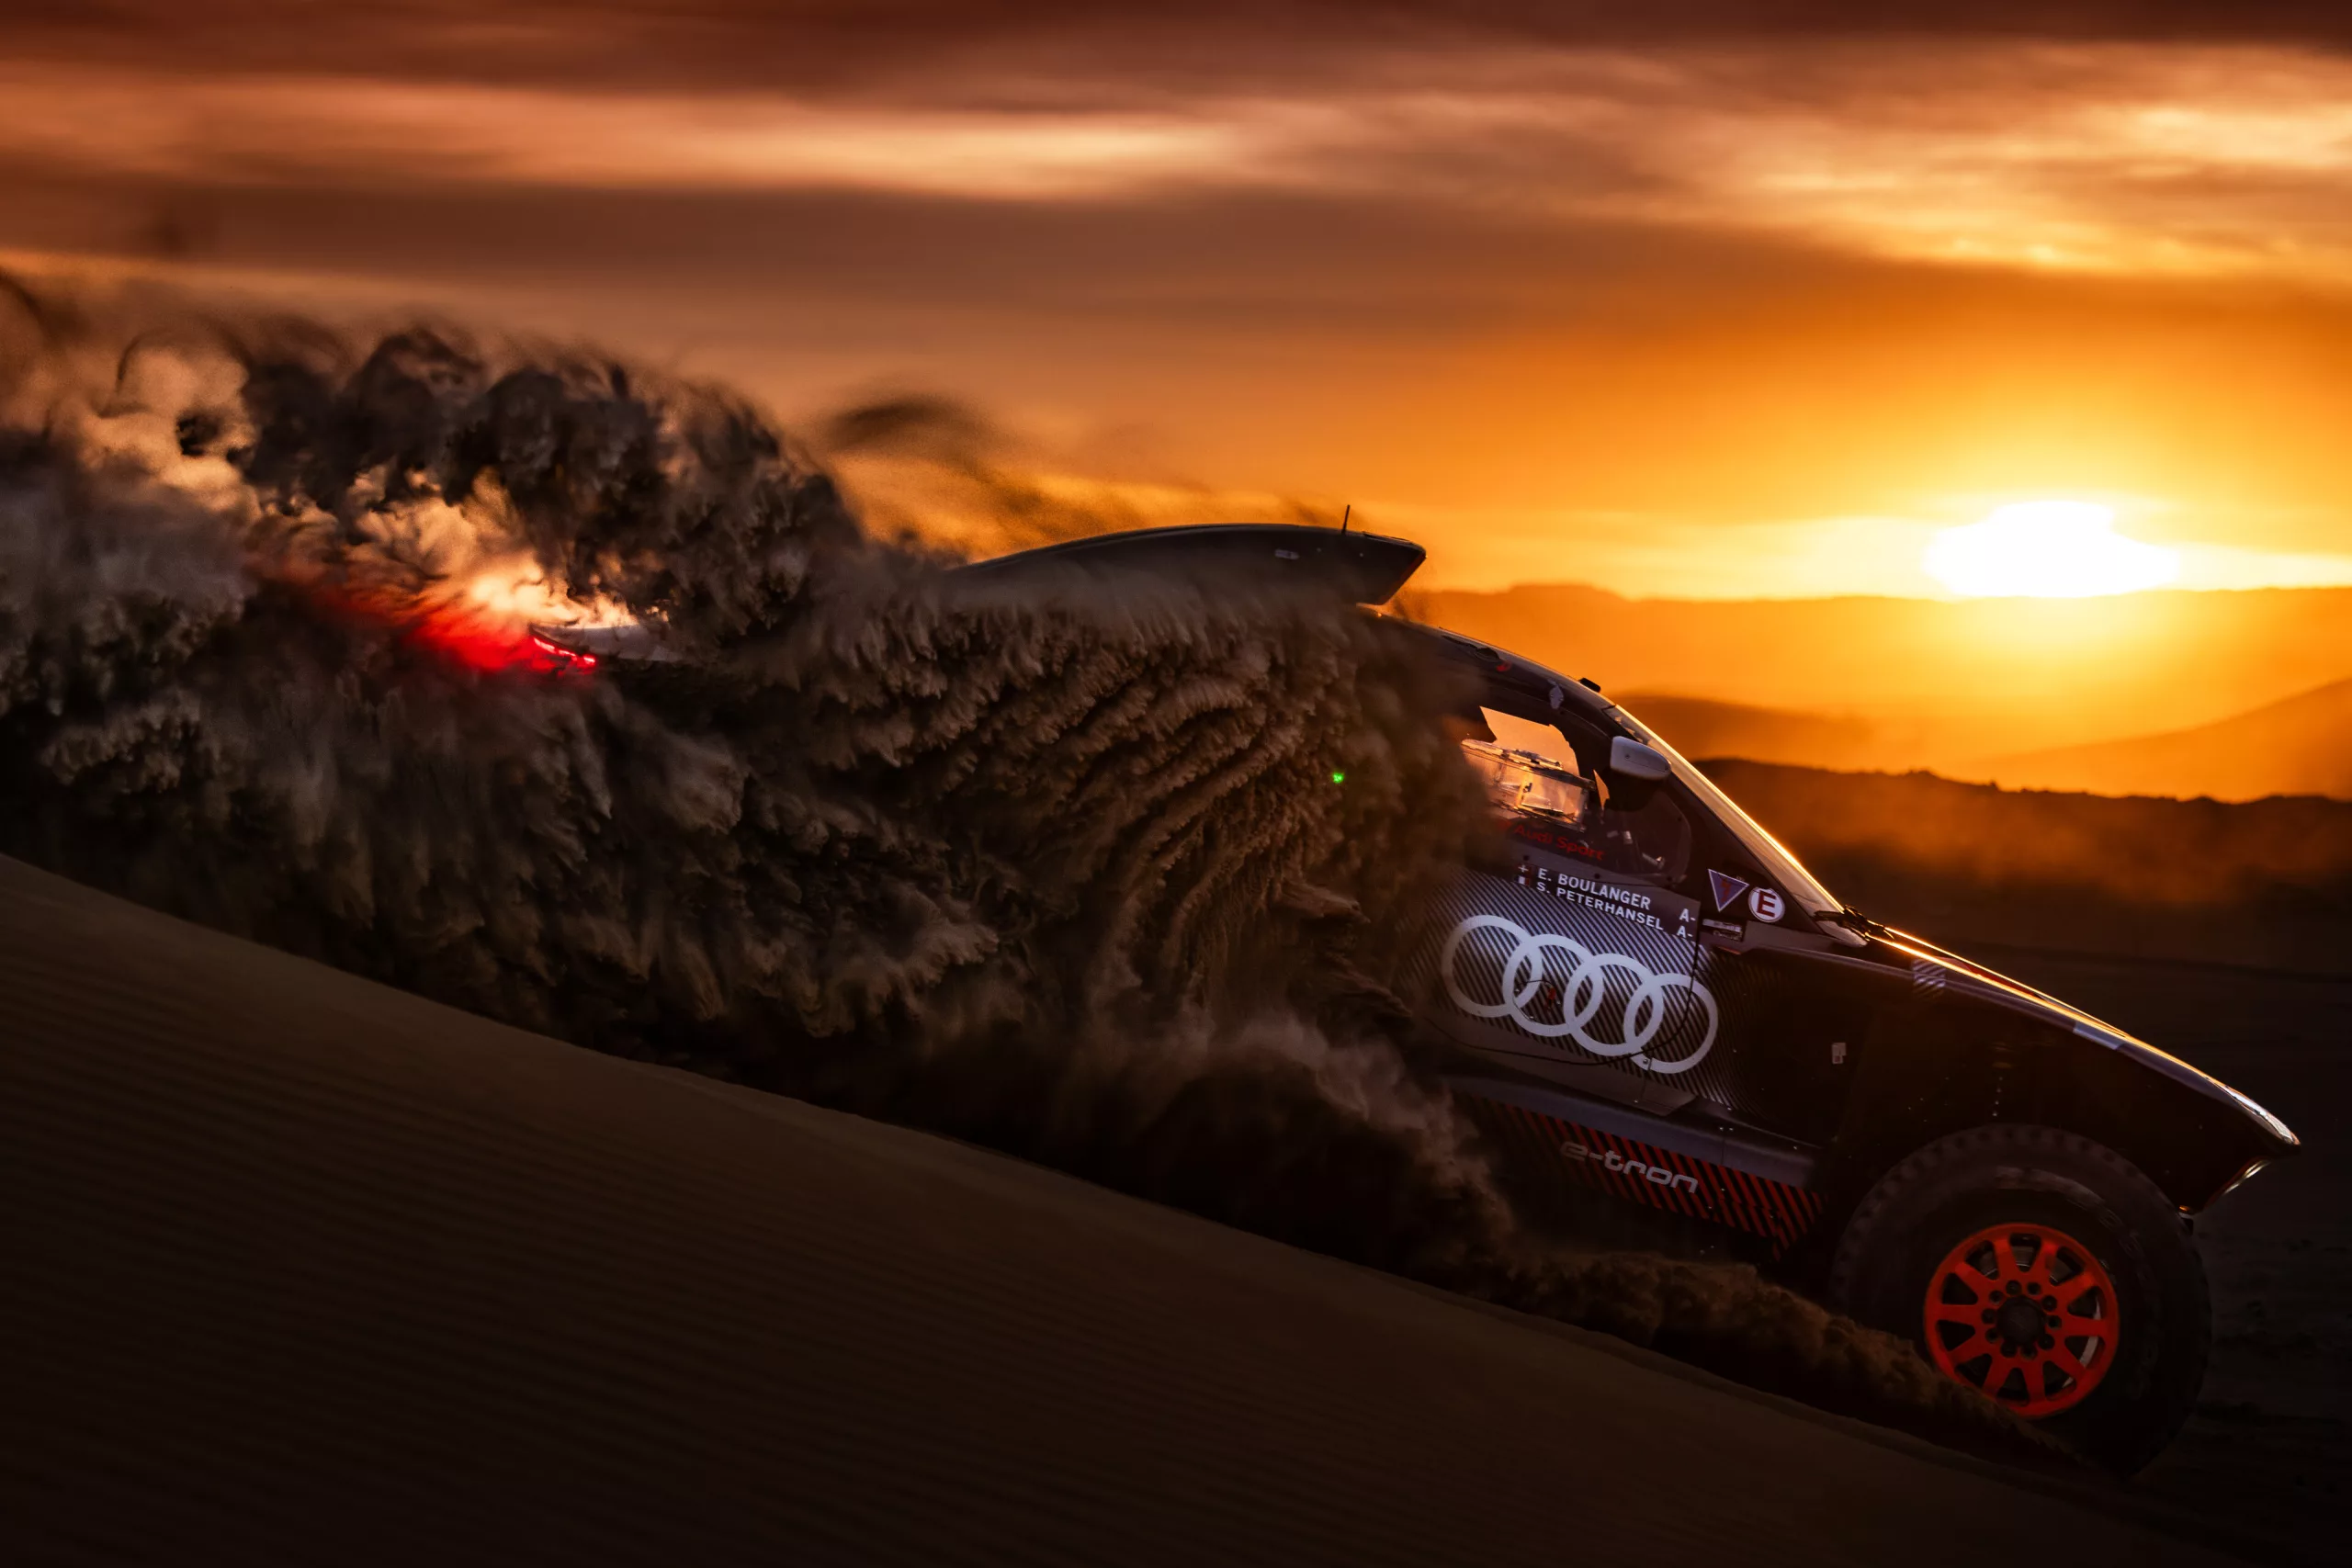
(1922, 1222, 2120, 1418)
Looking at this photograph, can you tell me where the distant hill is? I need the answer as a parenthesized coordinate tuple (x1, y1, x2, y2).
(1626, 680, 2352, 805)
(1613, 692, 1891, 772)
(1984, 678, 2352, 804)
(1404, 583, 2352, 764)
(1698, 759, 2352, 976)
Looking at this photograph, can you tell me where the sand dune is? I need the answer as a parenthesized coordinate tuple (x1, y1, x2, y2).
(0, 854, 2244, 1564)
(1986, 678, 2352, 803)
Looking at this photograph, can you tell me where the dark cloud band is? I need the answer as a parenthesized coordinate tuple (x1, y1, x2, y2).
(14, 3, 2352, 95)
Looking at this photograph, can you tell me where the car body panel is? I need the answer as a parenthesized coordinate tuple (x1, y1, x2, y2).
(1450, 1074, 1827, 1255)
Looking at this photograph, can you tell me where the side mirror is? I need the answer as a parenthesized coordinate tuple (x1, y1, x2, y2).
(1608, 737, 1672, 782)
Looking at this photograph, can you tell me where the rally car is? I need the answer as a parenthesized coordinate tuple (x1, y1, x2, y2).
(539, 522, 2299, 1472)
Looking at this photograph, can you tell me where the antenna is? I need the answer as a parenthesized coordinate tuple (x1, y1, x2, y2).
(1340, 504, 1351, 535)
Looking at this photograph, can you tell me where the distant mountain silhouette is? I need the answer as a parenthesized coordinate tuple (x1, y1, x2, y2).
(1406, 583, 2352, 763)
(1613, 692, 1889, 772)
(1984, 678, 2352, 803)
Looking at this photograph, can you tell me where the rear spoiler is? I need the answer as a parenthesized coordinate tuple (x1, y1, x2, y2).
(533, 523, 1428, 665)
(958, 523, 1426, 605)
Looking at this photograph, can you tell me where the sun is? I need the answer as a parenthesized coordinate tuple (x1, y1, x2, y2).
(1923, 501, 2179, 598)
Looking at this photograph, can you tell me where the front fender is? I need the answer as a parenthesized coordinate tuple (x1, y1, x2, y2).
(1824, 937, 2294, 1213)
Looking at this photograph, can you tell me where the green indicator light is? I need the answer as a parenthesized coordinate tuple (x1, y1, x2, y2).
(1330, 771, 1347, 784)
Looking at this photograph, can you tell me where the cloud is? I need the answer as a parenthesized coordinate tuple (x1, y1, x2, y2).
(17, 6, 2352, 97)
(7, 7, 2352, 595)
(0, 63, 1266, 199)
(7, 37, 2352, 287)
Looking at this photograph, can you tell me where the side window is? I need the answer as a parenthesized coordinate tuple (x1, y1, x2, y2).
(1463, 708, 1692, 887)
(1602, 784, 1692, 886)
(1464, 741, 1599, 832)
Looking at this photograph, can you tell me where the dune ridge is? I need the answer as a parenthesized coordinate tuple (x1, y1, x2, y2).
(1700, 759, 2352, 975)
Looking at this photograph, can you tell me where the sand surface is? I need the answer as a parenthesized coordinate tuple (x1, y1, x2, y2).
(0, 856, 2255, 1565)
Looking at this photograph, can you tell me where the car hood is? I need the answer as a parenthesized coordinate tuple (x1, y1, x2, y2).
(1871, 928, 2300, 1151)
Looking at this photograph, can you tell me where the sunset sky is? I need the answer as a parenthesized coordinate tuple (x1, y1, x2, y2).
(9, 3, 2352, 594)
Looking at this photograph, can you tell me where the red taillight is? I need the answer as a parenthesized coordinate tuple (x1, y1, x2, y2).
(527, 632, 597, 671)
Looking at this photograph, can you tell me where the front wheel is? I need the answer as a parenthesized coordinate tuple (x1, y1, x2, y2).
(1826, 1124, 2211, 1475)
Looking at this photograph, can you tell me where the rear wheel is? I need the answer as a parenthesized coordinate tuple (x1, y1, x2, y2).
(1826, 1124, 2210, 1474)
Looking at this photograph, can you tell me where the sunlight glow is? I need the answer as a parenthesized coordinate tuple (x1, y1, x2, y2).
(1923, 502, 2180, 598)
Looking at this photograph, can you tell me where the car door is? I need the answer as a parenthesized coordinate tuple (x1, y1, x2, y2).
(1679, 851, 1883, 1149)
(1407, 694, 1868, 1256)
(1409, 705, 1717, 1115)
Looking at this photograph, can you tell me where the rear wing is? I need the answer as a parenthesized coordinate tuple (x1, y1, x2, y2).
(960, 523, 1426, 605)
(532, 523, 1427, 667)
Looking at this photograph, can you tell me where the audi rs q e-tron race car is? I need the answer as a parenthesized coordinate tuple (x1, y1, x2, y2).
(539, 523, 2300, 1474)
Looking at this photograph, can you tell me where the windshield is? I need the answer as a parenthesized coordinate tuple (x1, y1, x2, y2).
(1607, 707, 1843, 918)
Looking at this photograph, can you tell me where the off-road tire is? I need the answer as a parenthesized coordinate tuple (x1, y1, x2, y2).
(1826, 1124, 2210, 1475)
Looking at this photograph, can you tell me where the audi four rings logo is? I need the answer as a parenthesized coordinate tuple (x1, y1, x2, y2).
(1439, 914, 1718, 1074)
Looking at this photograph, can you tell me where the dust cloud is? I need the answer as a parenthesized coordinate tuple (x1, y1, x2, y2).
(0, 280, 2054, 1467)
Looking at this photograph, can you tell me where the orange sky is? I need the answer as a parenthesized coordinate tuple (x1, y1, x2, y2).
(6, 4, 2352, 595)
